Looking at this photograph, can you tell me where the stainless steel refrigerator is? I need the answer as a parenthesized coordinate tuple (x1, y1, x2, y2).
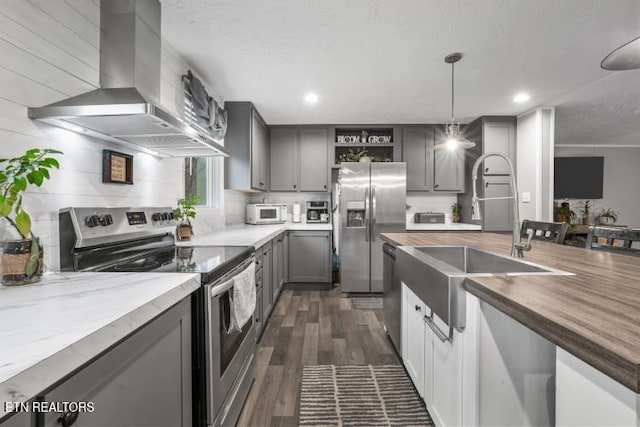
(339, 162, 406, 293)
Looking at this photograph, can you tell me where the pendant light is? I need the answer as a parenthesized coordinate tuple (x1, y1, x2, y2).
(601, 36, 640, 70)
(434, 53, 476, 151)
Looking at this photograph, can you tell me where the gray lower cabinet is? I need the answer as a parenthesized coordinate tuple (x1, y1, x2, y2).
(288, 231, 332, 283)
(270, 128, 298, 191)
(43, 298, 192, 427)
(299, 128, 329, 192)
(262, 242, 273, 318)
(402, 127, 435, 191)
(1, 412, 32, 427)
(272, 233, 285, 302)
(482, 175, 514, 232)
(255, 267, 264, 337)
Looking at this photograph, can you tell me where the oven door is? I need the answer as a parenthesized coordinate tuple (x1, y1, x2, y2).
(205, 264, 256, 425)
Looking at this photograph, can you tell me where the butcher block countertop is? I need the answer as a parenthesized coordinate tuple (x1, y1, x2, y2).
(382, 232, 640, 393)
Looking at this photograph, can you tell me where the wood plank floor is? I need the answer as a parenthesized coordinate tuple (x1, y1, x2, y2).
(237, 287, 401, 427)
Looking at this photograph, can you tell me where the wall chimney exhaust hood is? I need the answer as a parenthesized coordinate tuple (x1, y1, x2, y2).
(28, 0, 227, 158)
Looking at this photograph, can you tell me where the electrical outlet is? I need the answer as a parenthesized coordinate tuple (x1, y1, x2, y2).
(521, 192, 531, 203)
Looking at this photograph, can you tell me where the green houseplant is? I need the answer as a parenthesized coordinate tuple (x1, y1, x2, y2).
(451, 203, 462, 223)
(553, 201, 575, 224)
(577, 200, 592, 225)
(596, 207, 619, 225)
(174, 195, 199, 241)
(1, 148, 62, 285)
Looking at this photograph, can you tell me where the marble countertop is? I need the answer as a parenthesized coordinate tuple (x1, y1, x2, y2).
(405, 222, 482, 231)
(179, 222, 333, 248)
(0, 271, 199, 418)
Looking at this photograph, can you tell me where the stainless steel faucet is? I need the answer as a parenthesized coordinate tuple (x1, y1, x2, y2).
(471, 152, 533, 258)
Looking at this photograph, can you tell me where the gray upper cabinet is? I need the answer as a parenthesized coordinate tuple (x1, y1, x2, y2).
(482, 120, 516, 175)
(288, 231, 332, 283)
(299, 128, 329, 192)
(270, 128, 298, 191)
(434, 148, 465, 192)
(225, 101, 269, 191)
(457, 116, 517, 231)
(402, 127, 435, 191)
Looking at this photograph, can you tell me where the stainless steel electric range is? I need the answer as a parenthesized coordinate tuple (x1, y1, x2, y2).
(59, 207, 256, 427)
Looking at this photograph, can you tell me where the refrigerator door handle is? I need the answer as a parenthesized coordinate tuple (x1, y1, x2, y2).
(364, 187, 369, 242)
(371, 186, 376, 241)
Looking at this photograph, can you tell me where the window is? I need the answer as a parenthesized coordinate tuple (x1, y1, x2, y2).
(184, 157, 223, 207)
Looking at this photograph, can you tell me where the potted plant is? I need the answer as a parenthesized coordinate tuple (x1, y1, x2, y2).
(338, 148, 369, 163)
(596, 207, 619, 225)
(1, 148, 62, 286)
(451, 203, 462, 223)
(174, 195, 199, 241)
(553, 201, 575, 224)
(577, 200, 592, 225)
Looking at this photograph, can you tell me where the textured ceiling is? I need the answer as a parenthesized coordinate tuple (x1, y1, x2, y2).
(554, 71, 640, 146)
(160, 0, 640, 127)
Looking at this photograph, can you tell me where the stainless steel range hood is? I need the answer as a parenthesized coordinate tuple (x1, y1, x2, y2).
(28, 0, 227, 158)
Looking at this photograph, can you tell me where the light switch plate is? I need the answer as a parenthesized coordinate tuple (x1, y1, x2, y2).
(521, 192, 531, 203)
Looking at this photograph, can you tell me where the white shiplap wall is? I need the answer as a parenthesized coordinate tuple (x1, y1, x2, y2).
(0, 0, 232, 269)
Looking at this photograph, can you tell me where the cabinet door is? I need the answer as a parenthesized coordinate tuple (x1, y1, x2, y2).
(403, 286, 425, 397)
(283, 232, 289, 283)
(251, 110, 268, 190)
(43, 299, 192, 427)
(402, 127, 434, 191)
(431, 318, 463, 427)
(1, 412, 33, 427)
(483, 121, 516, 175)
(255, 286, 263, 337)
(288, 231, 331, 282)
(262, 244, 273, 317)
(270, 128, 298, 191)
(299, 128, 329, 192)
(272, 237, 280, 302)
(482, 175, 513, 232)
(434, 148, 465, 192)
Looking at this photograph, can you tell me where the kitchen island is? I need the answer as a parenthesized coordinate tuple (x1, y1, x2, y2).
(0, 272, 199, 424)
(382, 232, 640, 426)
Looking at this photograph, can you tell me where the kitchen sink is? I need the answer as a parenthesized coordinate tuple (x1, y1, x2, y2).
(396, 246, 572, 330)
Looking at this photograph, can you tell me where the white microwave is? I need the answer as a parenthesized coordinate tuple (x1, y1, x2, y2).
(246, 204, 287, 224)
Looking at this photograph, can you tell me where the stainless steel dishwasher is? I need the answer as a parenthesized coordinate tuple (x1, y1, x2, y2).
(382, 243, 401, 356)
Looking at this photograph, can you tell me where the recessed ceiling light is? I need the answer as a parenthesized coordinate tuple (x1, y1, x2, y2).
(304, 92, 318, 104)
(513, 93, 531, 103)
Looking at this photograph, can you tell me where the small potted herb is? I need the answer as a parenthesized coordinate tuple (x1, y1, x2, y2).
(1, 148, 62, 285)
(553, 201, 575, 224)
(596, 207, 618, 225)
(174, 196, 199, 241)
(451, 203, 462, 223)
(577, 200, 592, 225)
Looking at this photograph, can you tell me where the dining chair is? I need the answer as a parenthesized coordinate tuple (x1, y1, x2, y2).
(520, 220, 569, 244)
(586, 226, 640, 256)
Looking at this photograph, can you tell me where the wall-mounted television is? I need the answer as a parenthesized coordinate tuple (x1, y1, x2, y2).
(554, 156, 604, 199)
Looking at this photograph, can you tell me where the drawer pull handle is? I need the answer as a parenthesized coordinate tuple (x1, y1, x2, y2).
(58, 411, 79, 426)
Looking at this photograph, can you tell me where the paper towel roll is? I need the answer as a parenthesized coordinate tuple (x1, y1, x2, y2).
(292, 203, 301, 223)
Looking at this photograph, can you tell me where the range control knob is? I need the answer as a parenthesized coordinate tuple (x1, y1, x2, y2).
(162, 212, 171, 220)
(152, 213, 163, 222)
(99, 214, 113, 226)
(168, 212, 175, 220)
(85, 215, 100, 228)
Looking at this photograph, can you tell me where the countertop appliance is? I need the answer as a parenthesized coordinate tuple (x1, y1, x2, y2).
(28, 1, 227, 158)
(59, 207, 255, 427)
(246, 204, 287, 225)
(382, 243, 401, 356)
(339, 162, 406, 293)
(306, 201, 330, 223)
(414, 212, 445, 224)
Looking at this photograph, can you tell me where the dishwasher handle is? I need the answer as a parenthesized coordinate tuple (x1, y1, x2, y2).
(383, 243, 396, 259)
